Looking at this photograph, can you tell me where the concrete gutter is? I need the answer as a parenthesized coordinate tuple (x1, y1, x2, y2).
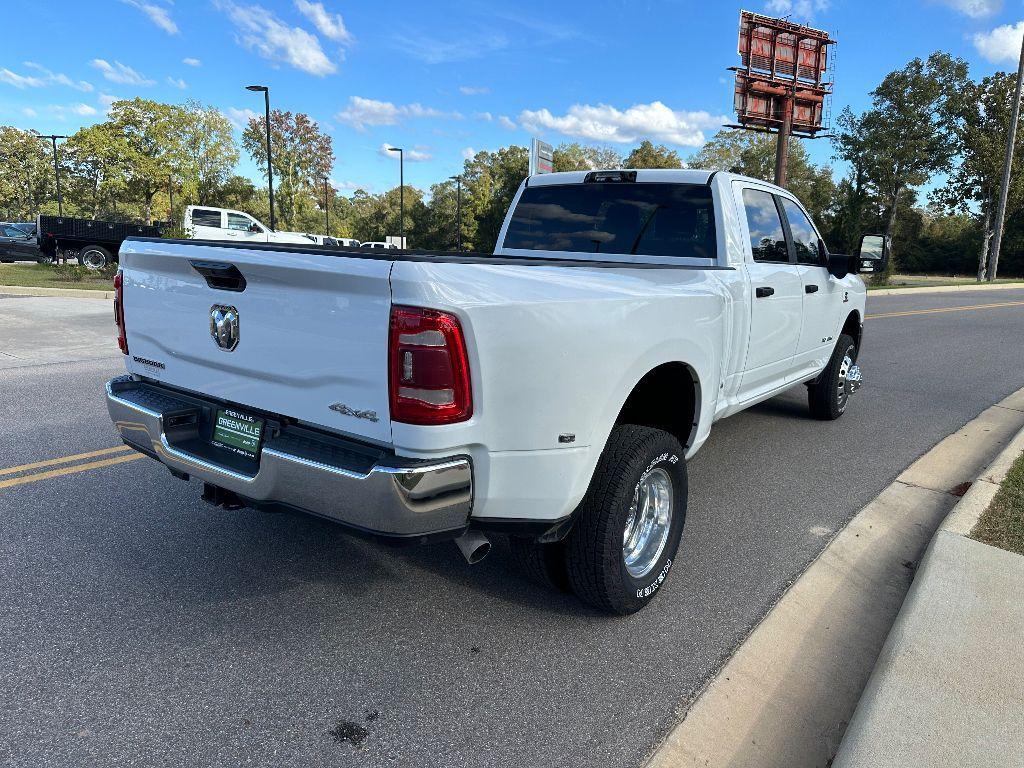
(0, 285, 113, 300)
(831, 416, 1024, 767)
(870, 281, 1024, 296)
(646, 386, 1024, 768)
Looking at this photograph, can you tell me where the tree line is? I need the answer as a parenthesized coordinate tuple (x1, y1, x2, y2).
(1, 50, 1023, 278)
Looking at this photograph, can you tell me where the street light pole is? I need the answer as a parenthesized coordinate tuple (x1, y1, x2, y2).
(988, 31, 1024, 282)
(246, 85, 275, 231)
(37, 134, 69, 217)
(388, 146, 404, 248)
(324, 177, 330, 236)
(168, 175, 174, 223)
(449, 175, 462, 251)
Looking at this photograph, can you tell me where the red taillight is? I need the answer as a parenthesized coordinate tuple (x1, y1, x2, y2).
(114, 271, 128, 355)
(389, 306, 472, 425)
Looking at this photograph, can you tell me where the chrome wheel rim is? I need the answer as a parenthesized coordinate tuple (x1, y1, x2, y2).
(82, 250, 105, 270)
(837, 349, 854, 410)
(623, 467, 673, 579)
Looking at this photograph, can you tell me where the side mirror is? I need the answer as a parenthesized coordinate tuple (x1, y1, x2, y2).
(856, 234, 890, 274)
(249, 223, 261, 233)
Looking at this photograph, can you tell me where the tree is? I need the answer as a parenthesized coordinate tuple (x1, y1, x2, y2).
(178, 102, 239, 209)
(242, 109, 334, 230)
(552, 142, 623, 171)
(461, 146, 529, 251)
(853, 52, 970, 278)
(0, 127, 52, 220)
(624, 140, 683, 169)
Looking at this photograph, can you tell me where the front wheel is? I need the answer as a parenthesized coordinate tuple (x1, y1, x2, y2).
(565, 424, 687, 615)
(807, 333, 857, 420)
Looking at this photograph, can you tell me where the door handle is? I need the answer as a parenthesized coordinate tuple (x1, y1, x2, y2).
(755, 286, 775, 298)
(805, 284, 819, 294)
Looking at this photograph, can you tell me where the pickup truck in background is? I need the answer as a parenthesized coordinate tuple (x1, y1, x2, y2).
(184, 206, 318, 245)
(106, 169, 885, 614)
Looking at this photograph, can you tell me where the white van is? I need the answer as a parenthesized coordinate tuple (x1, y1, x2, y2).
(184, 206, 316, 245)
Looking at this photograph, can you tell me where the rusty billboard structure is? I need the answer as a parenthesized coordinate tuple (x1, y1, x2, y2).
(729, 10, 835, 187)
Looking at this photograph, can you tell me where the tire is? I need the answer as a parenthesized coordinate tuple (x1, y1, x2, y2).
(509, 536, 570, 592)
(565, 424, 687, 615)
(808, 333, 857, 420)
(78, 245, 112, 271)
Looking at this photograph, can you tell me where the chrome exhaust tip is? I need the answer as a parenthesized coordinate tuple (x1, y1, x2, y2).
(454, 529, 491, 564)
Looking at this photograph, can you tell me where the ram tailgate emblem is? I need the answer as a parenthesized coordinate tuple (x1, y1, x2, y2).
(210, 305, 240, 351)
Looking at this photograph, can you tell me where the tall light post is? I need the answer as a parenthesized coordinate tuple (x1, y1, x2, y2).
(246, 84, 275, 231)
(36, 134, 69, 217)
(449, 174, 462, 251)
(323, 177, 331, 236)
(988, 30, 1024, 282)
(167, 175, 174, 224)
(387, 146, 404, 249)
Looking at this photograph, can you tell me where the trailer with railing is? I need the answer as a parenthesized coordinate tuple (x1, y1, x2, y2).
(36, 215, 163, 270)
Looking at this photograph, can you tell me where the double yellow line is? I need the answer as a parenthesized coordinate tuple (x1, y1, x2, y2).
(0, 445, 144, 490)
(868, 299, 1024, 320)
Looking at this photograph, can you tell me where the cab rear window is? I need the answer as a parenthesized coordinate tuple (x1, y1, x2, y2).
(502, 182, 716, 259)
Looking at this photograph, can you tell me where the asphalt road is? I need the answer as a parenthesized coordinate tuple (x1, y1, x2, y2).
(2, 288, 1024, 768)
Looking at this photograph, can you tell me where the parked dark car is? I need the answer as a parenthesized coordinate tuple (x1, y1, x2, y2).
(0, 222, 40, 263)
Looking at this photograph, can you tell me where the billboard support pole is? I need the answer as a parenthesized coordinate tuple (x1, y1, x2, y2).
(774, 89, 794, 188)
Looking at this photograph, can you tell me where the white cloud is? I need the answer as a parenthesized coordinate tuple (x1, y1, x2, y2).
(167, 76, 188, 89)
(459, 85, 489, 95)
(120, 0, 179, 34)
(90, 59, 156, 86)
(379, 143, 432, 162)
(182, 57, 202, 67)
(0, 63, 92, 91)
(226, 106, 260, 129)
(461, 147, 476, 160)
(519, 101, 725, 147)
(336, 96, 461, 130)
(214, 0, 337, 76)
(474, 111, 493, 121)
(72, 103, 98, 116)
(294, 0, 353, 43)
(498, 115, 517, 130)
(936, 0, 1001, 17)
(973, 21, 1024, 63)
(764, 0, 829, 18)
(98, 93, 119, 115)
(22, 107, 37, 117)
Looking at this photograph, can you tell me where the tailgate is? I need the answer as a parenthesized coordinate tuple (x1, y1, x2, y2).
(119, 240, 394, 445)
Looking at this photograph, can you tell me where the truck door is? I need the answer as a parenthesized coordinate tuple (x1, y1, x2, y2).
(737, 186, 803, 398)
(778, 197, 841, 375)
(225, 212, 268, 243)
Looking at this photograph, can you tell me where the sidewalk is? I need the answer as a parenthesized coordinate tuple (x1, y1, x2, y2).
(0, 284, 113, 299)
(832, 426, 1024, 767)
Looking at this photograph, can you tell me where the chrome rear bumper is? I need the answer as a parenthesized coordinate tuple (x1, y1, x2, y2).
(105, 376, 473, 537)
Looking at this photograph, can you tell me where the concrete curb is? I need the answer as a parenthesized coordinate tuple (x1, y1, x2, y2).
(831, 413, 1024, 768)
(0, 284, 113, 299)
(869, 281, 1024, 296)
(645, 386, 1024, 768)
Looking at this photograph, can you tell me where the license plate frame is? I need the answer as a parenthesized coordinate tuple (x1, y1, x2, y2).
(211, 408, 264, 459)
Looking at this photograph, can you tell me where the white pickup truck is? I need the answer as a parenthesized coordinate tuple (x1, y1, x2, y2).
(107, 169, 885, 614)
(184, 205, 317, 245)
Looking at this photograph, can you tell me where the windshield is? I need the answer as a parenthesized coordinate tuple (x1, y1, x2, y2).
(502, 182, 716, 259)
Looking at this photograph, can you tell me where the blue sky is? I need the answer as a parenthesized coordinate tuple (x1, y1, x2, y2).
(2, 0, 1023, 195)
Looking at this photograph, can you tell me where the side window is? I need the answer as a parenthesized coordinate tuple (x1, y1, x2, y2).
(227, 213, 256, 232)
(191, 209, 222, 228)
(742, 189, 789, 263)
(781, 198, 824, 266)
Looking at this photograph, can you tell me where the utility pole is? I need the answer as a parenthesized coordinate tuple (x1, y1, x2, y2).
(323, 177, 331, 236)
(37, 134, 69, 216)
(387, 146, 404, 248)
(988, 31, 1024, 282)
(246, 85, 275, 231)
(168, 175, 174, 224)
(449, 175, 462, 251)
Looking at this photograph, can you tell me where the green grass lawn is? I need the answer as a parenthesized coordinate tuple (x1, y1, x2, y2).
(0, 263, 113, 291)
(972, 451, 1024, 556)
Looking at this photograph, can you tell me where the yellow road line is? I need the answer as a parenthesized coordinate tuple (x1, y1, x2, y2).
(0, 444, 134, 477)
(0, 452, 144, 490)
(867, 300, 1024, 320)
